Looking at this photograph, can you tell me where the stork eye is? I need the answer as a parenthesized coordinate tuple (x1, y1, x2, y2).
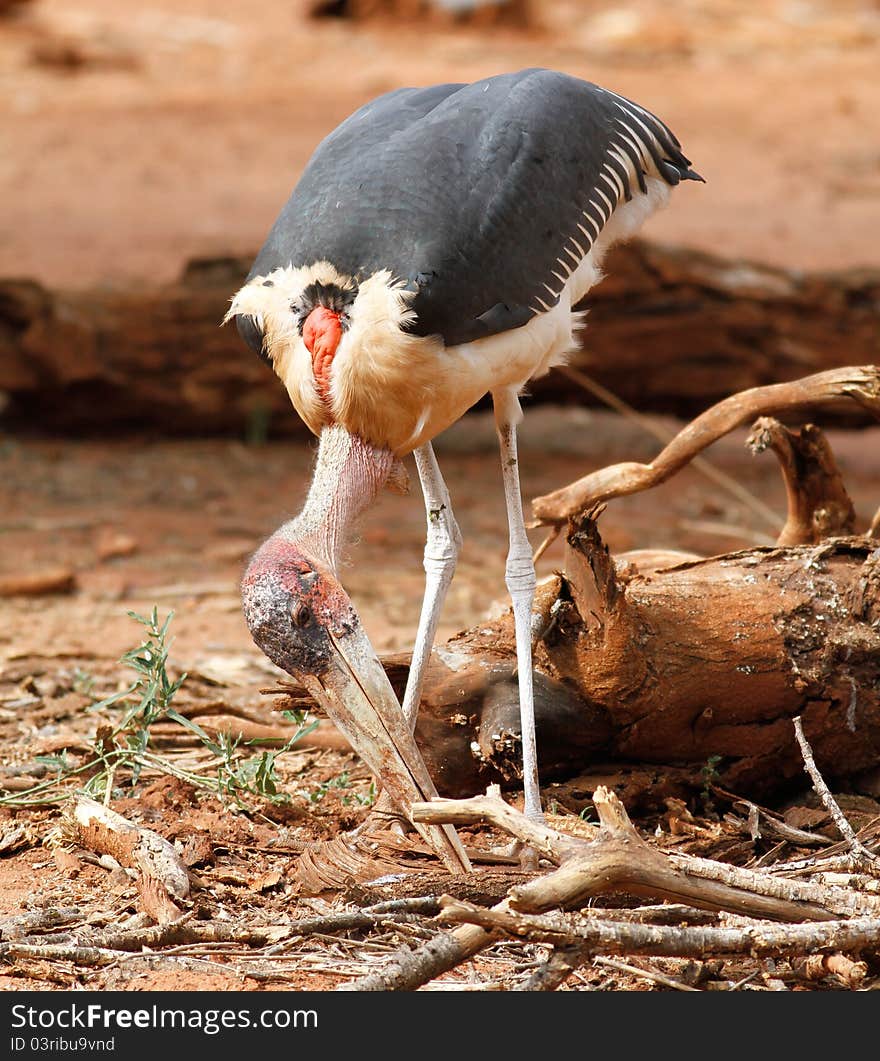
(292, 604, 312, 628)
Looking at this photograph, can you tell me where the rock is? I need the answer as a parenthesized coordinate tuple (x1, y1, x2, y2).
(0, 567, 77, 596)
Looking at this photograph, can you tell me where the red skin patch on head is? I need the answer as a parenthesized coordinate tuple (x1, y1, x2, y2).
(243, 535, 353, 631)
(302, 306, 343, 410)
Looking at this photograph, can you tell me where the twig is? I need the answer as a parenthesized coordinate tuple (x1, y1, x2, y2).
(793, 716, 879, 867)
(558, 365, 781, 530)
(592, 955, 700, 992)
(532, 524, 562, 564)
(413, 794, 585, 863)
(718, 790, 834, 848)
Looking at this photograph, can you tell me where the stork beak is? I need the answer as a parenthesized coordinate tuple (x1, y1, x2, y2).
(302, 624, 471, 874)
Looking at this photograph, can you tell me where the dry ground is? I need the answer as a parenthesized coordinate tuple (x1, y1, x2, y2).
(1, 0, 879, 991)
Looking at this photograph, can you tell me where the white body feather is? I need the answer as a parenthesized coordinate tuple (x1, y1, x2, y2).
(226, 175, 670, 456)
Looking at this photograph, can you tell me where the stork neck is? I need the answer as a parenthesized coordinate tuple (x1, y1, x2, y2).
(278, 427, 394, 573)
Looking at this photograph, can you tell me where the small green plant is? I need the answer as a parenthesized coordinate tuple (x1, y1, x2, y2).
(89, 607, 187, 783)
(34, 752, 74, 777)
(700, 754, 723, 810)
(701, 754, 722, 790)
(0, 607, 316, 813)
(308, 770, 376, 807)
(71, 669, 95, 697)
(180, 717, 317, 809)
(347, 780, 377, 808)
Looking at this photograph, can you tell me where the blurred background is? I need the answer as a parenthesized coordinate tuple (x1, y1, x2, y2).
(2, 0, 880, 286)
(0, 0, 878, 666)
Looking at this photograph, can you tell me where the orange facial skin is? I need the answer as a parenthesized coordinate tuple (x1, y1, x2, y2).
(302, 306, 343, 410)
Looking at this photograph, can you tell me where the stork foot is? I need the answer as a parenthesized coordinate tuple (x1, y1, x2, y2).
(352, 790, 410, 839)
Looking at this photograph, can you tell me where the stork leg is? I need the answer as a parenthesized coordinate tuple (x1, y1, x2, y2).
(401, 442, 462, 726)
(493, 390, 543, 828)
(364, 443, 460, 839)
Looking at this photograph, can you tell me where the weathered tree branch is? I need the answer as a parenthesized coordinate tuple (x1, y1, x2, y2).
(65, 797, 190, 924)
(414, 790, 880, 920)
(531, 366, 880, 526)
(438, 900, 880, 962)
(746, 418, 856, 545)
(343, 787, 880, 990)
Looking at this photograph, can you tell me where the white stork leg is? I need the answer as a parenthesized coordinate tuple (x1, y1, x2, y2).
(364, 443, 459, 840)
(401, 442, 462, 726)
(493, 390, 543, 828)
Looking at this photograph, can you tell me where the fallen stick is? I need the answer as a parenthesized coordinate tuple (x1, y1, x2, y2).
(531, 365, 880, 526)
(793, 716, 880, 869)
(66, 797, 190, 924)
(591, 955, 701, 991)
(337, 920, 493, 992)
(0, 568, 77, 597)
(0, 941, 118, 967)
(342, 786, 880, 990)
(0, 907, 82, 941)
(437, 900, 880, 962)
(415, 792, 880, 919)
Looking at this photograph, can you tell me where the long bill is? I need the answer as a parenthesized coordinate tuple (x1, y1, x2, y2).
(301, 624, 471, 874)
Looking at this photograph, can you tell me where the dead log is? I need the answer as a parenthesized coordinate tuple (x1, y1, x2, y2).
(2, 242, 880, 435)
(272, 529, 880, 807)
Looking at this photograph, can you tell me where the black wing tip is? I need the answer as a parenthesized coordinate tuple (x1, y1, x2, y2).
(234, 313, 270, 362)
(659, 157, 705, 187)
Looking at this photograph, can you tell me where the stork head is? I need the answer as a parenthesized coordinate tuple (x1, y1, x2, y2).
(241, 533, 452, 842)
(242, 535, 394, 726)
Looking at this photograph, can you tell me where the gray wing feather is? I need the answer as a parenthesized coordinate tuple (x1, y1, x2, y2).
(248, 69, 700, 347)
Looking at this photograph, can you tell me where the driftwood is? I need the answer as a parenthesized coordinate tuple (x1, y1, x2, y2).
(2, 243, 879, 434)
(531, 365, 880, 526)
(341, 787, 880, 991)
(274, 367, 880, 807)
(65, 796, 190, 924)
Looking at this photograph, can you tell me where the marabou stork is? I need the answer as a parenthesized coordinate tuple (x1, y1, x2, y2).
(227, 68, 702, 873)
